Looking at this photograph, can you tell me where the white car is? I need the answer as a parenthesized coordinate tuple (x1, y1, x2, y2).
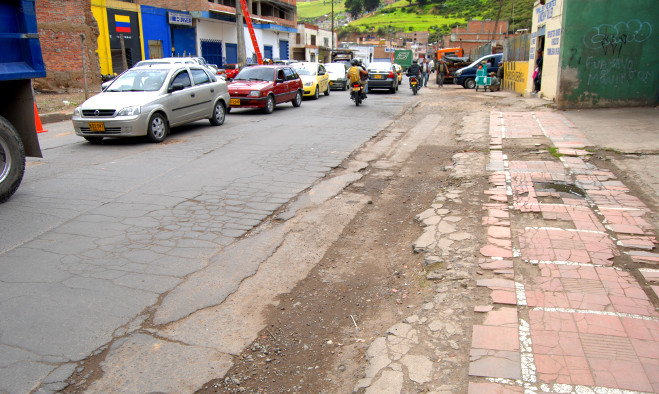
(73, 63, 230, 143)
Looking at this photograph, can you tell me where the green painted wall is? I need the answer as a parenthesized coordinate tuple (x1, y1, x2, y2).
(558, 0, 659, 108)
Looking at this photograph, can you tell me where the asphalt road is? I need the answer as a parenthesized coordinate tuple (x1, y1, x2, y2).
(0, 86, 414, 393)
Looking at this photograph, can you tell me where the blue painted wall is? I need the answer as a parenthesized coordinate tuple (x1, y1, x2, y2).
(140, 6, 171, 59)
(172, 27, 196, 57)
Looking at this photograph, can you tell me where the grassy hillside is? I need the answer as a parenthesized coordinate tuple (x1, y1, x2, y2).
(297, 0, 346, 20)
(298, 0, 535, 36)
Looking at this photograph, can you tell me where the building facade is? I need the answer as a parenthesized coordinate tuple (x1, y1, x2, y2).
(36, 0, 297, 86)
(292, 23, 336, 62)
(443, 20, 509, 56)
(530, 0, 659, 108)
(35, 0, 101, 90)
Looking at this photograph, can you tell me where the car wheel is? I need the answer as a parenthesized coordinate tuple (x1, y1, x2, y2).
(147, 113, 168, 143)
(324, 84, 330, 96)
(313, 86, 319, 100)
(209, 100, 226, 126)
(464, 78, 476, 89)
(83, 136, 104, 144)
(0, 116, 25, 203)
(262, 95, 275, 114)
(292, 90, 302, 107)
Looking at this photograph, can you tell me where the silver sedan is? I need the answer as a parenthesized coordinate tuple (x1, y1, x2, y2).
(72, 64, 230, 143)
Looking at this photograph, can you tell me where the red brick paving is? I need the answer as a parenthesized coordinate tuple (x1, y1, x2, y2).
(468, 111, 659, 393)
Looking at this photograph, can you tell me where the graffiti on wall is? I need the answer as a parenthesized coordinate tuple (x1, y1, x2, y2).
(583, 20, 652, 56)
(566, 20, 654, 90)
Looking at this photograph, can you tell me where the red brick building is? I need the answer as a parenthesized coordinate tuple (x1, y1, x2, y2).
(442, 20, 509, 56)
(35, 0, 100, 91)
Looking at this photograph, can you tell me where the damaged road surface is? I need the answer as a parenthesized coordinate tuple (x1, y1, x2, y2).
(0, 91, 409, 393)
(1, 85, 563, 393)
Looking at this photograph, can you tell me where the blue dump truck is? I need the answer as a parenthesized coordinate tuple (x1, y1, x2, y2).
(0, 0, 46, 202)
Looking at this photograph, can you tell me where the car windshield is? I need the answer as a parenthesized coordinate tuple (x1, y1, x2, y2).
(324, 64, 345, 76)
(234, 67, 274, 81)
(468, 56, 495, 68)
(106, 69, 169, 92)
(368, 63, 392, 72)
(293, 66, 315, 76)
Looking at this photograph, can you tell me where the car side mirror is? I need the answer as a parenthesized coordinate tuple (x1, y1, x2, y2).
(169, 83, 185, 92)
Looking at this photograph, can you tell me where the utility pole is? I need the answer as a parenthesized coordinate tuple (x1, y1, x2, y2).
(236, 0, 247, 66)
(331, 0, 334, 54)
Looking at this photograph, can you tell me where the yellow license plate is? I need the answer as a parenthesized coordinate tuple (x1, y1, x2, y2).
(373, 74, 383, 79)
(230, 98, 241, 106)
(411, 81, 418, 85)
(88, 122, 105, 132)
(329, 81, 333, 85)
(352, 86, 361, 91)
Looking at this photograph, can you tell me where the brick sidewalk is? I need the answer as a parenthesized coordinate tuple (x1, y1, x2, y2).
(469, 112, 659, 393)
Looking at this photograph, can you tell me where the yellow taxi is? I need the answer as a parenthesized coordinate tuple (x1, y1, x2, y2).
(292, 62, 330, 99)
(393, 63, 403, 83)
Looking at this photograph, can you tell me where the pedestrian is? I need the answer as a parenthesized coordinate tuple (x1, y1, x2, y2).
(421, 58, 431, 87)
(437, 59, 448, 87)
(533, 49, 543, 93)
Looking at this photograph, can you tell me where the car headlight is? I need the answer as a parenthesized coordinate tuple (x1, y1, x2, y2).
(248, 90, 261, 97)
(73, 107, 81, 117)
(304, 81, 313, 87)
(116, 106, 141, 116)
(455, 70, 462, 77)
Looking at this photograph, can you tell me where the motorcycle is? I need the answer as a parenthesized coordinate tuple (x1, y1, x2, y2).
(409, 75, 419, 95)
(350, 82, 365, 106)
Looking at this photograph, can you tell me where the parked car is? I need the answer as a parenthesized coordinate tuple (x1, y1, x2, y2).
(72, 63, 230, 143)
(392, 63, 403, 83)
(366, 62, 398, 93)
(454, 53, 502, 89)
(324, 62, 348, 91)
(227, 65, 303, 114)
(292, 62, 330, 99)
(222, 63, 241, 80)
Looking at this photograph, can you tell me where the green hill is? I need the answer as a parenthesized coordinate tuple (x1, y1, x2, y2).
(298, 0, 535, 38)
(297, 0, 346, 19)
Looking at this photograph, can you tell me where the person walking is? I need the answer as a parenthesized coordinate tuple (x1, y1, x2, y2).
(421, 58, 431, 87)
(437, 59, 448, 87)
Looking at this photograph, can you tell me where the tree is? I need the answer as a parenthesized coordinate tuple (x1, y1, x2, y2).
(363, 0, 380, 13)
(345, 0, 363, 18)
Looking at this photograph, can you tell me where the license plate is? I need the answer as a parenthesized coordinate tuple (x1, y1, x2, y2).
(329, 81, 334, 85)
(373, 74, 383, 79)
(352, 86, 361, 91)
(411, 81, 418, 85)
(88, 122, 105, 132)
(230, 98, 241, 106)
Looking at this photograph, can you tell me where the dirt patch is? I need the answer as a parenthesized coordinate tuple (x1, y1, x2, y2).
(198, 87, 518, 393)
(200, 143, 454, 393)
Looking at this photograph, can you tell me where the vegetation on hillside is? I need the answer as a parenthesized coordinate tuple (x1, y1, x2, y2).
(298, 0, 534, 42)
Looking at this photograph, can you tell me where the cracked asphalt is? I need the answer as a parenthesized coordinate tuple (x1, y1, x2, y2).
(0, 90, 412, 393)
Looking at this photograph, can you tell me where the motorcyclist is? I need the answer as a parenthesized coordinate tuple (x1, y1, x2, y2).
(347, 58, 368, 98)
(407, 59, 421, 89)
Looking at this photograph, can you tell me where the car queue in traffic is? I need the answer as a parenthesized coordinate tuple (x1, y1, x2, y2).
(71, 58, 412, 144)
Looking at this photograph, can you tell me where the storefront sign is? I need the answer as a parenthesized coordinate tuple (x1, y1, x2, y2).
(168, 12, 192, 26)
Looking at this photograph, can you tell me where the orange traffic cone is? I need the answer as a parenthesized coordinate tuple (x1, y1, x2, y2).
(34, 101, 47, 133)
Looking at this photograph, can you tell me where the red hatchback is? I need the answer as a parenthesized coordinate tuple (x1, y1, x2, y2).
(223, 63, 241, 80)
(228, 65, 304, 114)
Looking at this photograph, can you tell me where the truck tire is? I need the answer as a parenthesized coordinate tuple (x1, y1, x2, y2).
(0, 115, 25, 203)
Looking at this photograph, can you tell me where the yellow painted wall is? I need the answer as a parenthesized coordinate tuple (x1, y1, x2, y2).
(503, 61, 529, 95)
(91, 0, 146, 74)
